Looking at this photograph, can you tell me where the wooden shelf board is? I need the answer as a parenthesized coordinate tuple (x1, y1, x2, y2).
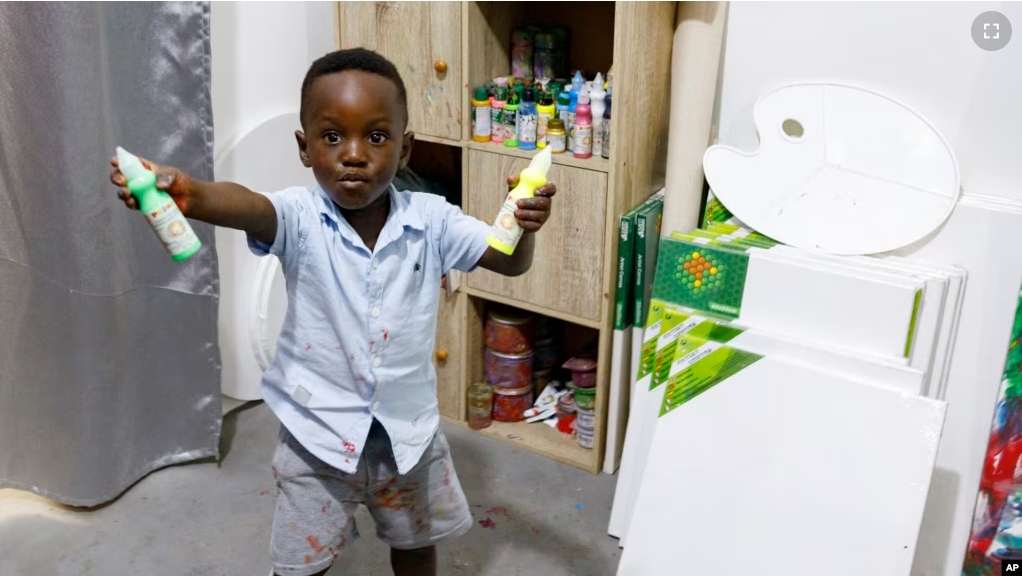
(465, 141, 611, 173)
(414, 134, 465, 148)
(443, 416, 596, 473)
(462, 286, 603, 330)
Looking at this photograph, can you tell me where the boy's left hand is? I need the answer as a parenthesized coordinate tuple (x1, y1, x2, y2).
(507, 175, 556, 233)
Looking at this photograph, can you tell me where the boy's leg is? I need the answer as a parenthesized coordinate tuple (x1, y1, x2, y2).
(362, 421, 472, 569)
(270, 426, 366, 576)
(390, 546, 436, 576)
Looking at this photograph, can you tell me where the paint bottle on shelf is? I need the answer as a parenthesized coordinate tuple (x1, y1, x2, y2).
(491, 86, 507, 144)
(503, 89, 520, 147)
(601, 93, 612, 160)
(536, 90, 556, 149)
(546, 118, 567, 154)
(472, 86, 491, 143)
(567, 71, 583, 152)
(487, 147, 552, 255)
(556, 90, 570, 148)
(116, 147, 202, 261)
(590, 73, 607, 157)
(519, 88, 538, 151)
(573, 87, 593, 159)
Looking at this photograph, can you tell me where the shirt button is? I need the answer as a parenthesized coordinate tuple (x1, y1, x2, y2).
(372, 258, 379, 269)
(371, 307, 380, 318)
(372, 356, 381, 367)
(372, 401, 380, 411)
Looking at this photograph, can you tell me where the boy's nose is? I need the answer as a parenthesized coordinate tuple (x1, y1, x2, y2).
(340, 140, 367, 166)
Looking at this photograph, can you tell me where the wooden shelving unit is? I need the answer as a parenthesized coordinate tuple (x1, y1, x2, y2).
(337, 1, 677, 473)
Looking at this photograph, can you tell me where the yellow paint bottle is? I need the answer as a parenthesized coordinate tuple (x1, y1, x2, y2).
(486, 147, 553, 255)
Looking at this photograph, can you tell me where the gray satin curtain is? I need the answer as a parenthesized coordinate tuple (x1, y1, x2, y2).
(0, 2, 220, 506)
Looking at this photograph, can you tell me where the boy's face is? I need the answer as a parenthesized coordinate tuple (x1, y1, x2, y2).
(296, 70, 413, 210)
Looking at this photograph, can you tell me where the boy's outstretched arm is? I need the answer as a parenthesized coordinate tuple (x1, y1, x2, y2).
(109, 156, 277, 245)
(476, 176, 556, 277)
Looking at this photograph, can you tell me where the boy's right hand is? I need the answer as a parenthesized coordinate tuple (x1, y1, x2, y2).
(109, 156, 197, 215)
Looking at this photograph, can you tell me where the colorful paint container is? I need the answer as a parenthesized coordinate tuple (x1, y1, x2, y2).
(492, 384, 534, 423)
(486, 349, 534, 389)
(563, 357, 598, 388)
(485, 309, 534, 354)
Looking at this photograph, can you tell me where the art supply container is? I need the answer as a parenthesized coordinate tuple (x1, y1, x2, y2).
(467, 382, 494, 430)
(485, 309, 534, 353)
(486, 349, 534, 389)
(573, 385, 596, 410)
(492, 384, 534, 422)
(534, 337, 557, 371)
(511, 28, 534, 79)
(563, 357, 598, 388)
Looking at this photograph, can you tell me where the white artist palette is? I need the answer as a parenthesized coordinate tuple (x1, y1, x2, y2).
(703, 83, 960, 255)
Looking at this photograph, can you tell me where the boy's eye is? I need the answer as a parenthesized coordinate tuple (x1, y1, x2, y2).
(324, 132, 341, 145)
(368, 132, 388, 145)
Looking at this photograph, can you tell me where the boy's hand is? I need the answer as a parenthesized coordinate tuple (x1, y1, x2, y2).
(110, 156, 197, 215)
(506, 175, 556, 233)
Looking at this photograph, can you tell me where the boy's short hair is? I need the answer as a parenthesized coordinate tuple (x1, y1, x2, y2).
(300, 48, 409, 129)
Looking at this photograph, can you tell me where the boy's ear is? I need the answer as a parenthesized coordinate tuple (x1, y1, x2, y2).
(398, 131, 415, 170)
(295, 130, 312, 168)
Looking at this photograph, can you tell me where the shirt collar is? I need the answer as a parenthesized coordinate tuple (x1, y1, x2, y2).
(315, 184, 425, 252)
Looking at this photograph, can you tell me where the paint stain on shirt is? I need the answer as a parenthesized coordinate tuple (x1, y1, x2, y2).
(306, 535, 326, 554)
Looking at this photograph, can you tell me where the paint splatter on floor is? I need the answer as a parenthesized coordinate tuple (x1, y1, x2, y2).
(486, 506, 511, 519)
(260, 490, 270, 496)
(575, 504, 583, 511)
(479, 517, 496, 529)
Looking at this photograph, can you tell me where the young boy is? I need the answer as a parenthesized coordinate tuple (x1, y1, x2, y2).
(109, 49, 556, 576)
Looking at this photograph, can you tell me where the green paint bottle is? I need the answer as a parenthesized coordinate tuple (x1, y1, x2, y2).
(117, 147, 202, 261)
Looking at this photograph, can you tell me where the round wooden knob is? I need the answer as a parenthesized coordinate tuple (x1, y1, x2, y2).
(435, 349, 449, 362)
(434, 60, 448, 74)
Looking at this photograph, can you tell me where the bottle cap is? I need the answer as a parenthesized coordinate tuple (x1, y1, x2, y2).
(523, 88, 535, 102)
(548, 118, 565, 131)
(557, 91, 570, 107)
(474, 86, 489, 101)
(495, 86, 508, 101)
(578, 86, 590, 105)
(508, 91, 520, 106)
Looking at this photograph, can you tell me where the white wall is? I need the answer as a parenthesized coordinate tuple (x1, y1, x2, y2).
(211, 1, 335, 162)
(718, 1, 1022, 203)
(717, 3, 1022, 575)
(210, 2, 335, 405)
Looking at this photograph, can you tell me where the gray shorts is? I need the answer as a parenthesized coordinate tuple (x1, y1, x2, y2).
(269, 420, 473, 576)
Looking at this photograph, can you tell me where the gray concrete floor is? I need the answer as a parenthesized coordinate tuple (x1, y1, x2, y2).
(0, 402, 622, 575)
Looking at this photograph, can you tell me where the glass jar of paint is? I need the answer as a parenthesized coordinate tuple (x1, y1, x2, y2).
(491, 384, 534, 423)
(467, 382, 494, 430)
(485, 349, 534, 389)
(485, 309, 534, 354)
(546, 118, 567, 154)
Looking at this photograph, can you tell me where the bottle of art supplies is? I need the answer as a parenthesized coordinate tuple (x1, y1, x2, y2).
(536, 90, 556, 149)
(567, 72, 583, 152)
(519, 88, 538, 151)
(556, 90, 570, 147)
(472, 87, 491, 143)
(573, 87, 593, 159)
(546, 118, 567, 154)
(601, 93, 612, 160)
(487, 146, 552, 255)
(491, 86, 507, 143)
(590, 73, 607, 157)
(503, 90, 520, 148)
(116, 147, 202, 261)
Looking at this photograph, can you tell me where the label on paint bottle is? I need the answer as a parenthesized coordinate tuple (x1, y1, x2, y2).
(504, 109, 518, 141)
(473, 105, 491, 138)
(593, 120, 604, 157)
(537, 112, 552, 145)
(520, 114, 538, 145)
(566, 112, 575, 151)
(491, 108, 504, 140)
(602, 121, 611, 159)
(489, 196, 525, 250)
(548, 131, 566, 153)
(574, 124, 592, 156)
(144, 199, 200, 257)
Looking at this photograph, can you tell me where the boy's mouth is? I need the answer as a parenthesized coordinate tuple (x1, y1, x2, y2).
(338, 172, 369, 183)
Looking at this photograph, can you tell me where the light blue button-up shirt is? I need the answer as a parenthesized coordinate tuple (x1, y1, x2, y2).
(248, 185, 490, 474)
